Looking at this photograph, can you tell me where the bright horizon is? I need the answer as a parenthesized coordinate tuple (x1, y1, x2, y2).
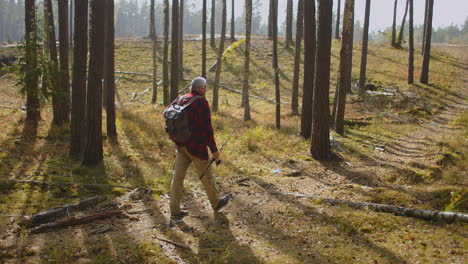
(140, 0, 468, 32)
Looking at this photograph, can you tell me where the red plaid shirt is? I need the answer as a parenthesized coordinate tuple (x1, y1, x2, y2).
(176, 91, 218, 160)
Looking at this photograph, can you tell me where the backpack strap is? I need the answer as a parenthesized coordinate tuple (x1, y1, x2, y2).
(178, 95, 202, 109)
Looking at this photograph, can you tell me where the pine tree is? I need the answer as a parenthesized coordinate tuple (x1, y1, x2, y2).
(408, 0, 414, 84)
(300, 0, 316, 138)
(311, 0, 333, 160)
(285, 0, 293, 46)
(231, 0, 235, 42)
(104, 0, 117, 142)
(391, 0, 397, 47)
(178, 0, 184, 81)
(272, 0, 280, 129)
(396, 0, 409, 48)
(150, 0, 158, 104)
(82, 0, 105, 166)
(242, 0, 252, 121)
(70, 0, 88, 158)
(358, 0, 371, 91)
(420, 0, 433, 84)
(170, 0, 179, 101)
(212, 0, 226, 112)
(57, 0, 70, 125)
(335, 0, 341, 40)
(210, 0, 215, 47)
(163, 0, 170, 104)
(291, 0, 303, 115)
(334, 0, 354, 135)
(202, 0, 207, 78)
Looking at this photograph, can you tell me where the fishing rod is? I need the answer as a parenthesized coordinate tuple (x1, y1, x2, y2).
(199, 98, 263, 180)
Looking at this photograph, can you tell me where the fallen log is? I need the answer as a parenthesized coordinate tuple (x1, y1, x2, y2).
(25, 196, 107, 227)
(273, 191, 468, 223)
(30, 210, 122, 234)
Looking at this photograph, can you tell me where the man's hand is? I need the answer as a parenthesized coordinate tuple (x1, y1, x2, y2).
(212, 151, 220, 161)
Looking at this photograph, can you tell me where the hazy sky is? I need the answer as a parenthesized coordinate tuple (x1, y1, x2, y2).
(148, 0, 468, 31)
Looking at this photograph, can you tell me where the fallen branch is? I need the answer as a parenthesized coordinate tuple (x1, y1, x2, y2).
(26, 196, 107, 227)
(1, 179, 153, 192)
(30, 210, 122, 234)
(273, 191, 468, 223)
(154, 236, 190, 250)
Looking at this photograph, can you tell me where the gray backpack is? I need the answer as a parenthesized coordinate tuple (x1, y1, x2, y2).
(163, 95, 202, 144)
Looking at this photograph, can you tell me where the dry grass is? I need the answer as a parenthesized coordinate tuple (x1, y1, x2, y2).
(0, 37, 467, 263)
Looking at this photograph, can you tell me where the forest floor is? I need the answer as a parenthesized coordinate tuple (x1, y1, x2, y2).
(0, 36, 467, 263)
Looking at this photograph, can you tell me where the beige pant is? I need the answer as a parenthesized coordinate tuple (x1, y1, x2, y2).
(170, 146, 220, 216)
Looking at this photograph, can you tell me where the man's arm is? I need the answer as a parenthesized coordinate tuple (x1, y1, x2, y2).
(200, 99, 218, 155)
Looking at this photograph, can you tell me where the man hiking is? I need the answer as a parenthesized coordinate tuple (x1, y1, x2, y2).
(167, 77, 229, 219)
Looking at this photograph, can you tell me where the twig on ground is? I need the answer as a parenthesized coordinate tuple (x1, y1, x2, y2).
(153, 236, 190, 250)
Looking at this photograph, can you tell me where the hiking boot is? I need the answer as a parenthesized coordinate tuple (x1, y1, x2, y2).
(171, 210, 188, 220)
(215, 195, 230, 212)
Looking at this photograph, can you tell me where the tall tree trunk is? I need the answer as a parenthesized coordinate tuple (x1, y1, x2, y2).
(163, 0, 170, 104)
(57, 0, 70, 125)
(212, 0, 226, 112)
(334, 0, 354, 135)
(285, 0, 293, 46)
(408, 0, 414, 84)
(421, 0, 428, 55)
(358, 0, 371, 91)
(420, 0, 433, 84)
(170, 0, 179, 101)
(104, 0, 116, 142)
(41, 0, 49, 97)
(272, 0, 280, 128)
(202, 0, 207, 77)
(300, 0, 316, 138)
(242, 0, 252, 121)
(24, 0, 40, 133)
(210, 0, 215, 47)
(45, 0, 60, 128)
(268, 0, 272, 39)
(178, 0, 184, 81)
(150, 0, 158, 104)
(69, 0, 73, 47)
(231, 0, 235, 42)
(70, 0, 88, 159)
(396, 0, 408, 48)
(291, 0, 303, 115)
(335, 0, 341, 40)
(391, 0, 397, 47)
(311, 0, 333, 160)
(82, 0, 105, 166)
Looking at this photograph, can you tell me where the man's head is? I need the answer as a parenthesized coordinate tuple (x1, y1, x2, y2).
(191, 77, 208, 97)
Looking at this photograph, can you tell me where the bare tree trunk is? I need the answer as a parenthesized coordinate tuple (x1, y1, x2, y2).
(396, 0, 409, 48)
(242, 0, 252, 121)
(272, 0, 280, 129)
(202, 0, 207, 77)
(82, 0, 105, 166)
(178, 0, 184, 81)
(24, 0, 40, 133)
(300, 0, 316, 139)
(70, 0, 88, 158)
(150, 0, 158, 104)
(421, 0, 428, 55)
(420, 0, 433, 84)
(170, 0, 179, 101)
(212, 0, 226, 112)
(104, 0, 116, 142)
(311, 0, 333, 160)
(231, 0, 235, 42)
(334, 0, 354, 135)
(41, 0, 49, 97)
(210, 0, 215, 47)
(291, 0, 303, 115)
(358, 0, 371, 91)
(268, 0, 272, 39)
(163, 0, 170, 104)
(335, 0, 341, 40)
(69, 0, 73, 47)
(45, 0, 59, 124)
(57, 0, 70, 125)
(391, 0, 397, 47)
(285, 0, 293, 46)
(408, 0, 414, 84)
